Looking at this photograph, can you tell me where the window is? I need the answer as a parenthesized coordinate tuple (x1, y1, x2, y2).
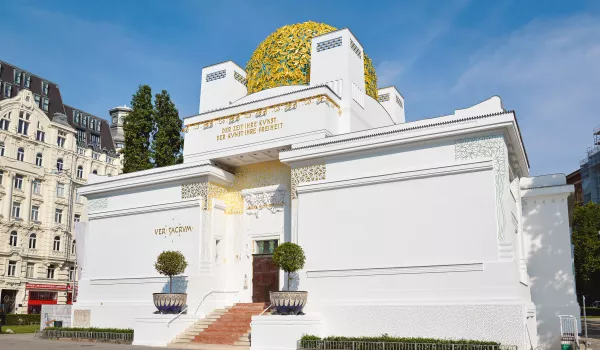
(0, 118, 8, 131)
(26, 263, 35, 278)
(9, 231, 17, 246)
(91, 134, 100, 147)
(53, 236, 61, 250)
(56, 158, 63, 171)
(12, 202, 21, 218)
(77, 166, 83, 179)
(82, 114, 88, 127)
(14, 175, 23, 189)
(69, 266, 76, 281)
(46, 265, 55, 279)
(74, 214, 80, 222)
(42, 98, 49, 112)
(31, 206, 39, 222)
(90, 119, 95, 130)
(7, 261, 16, 277)
(0, 170, 3, 185)
(34, 94, 41, 107)
(4, 82, 12, 97)
(14, 70, 21, 84)
(24, 74, 31, 88)
(55, 209, 62, 224)
(96, 122, 101, 132)
(92, 170, 98, 175)
(0, 142, 4, 156)
(29, 233, 37, 249)
(74, 111, 80, 124)
(33, 180, 41, 195)
(17, 147, 24, 161)
(215, 239, 221, 262)
(18, 112, 30, 135)
(42, 81, 49, 95)
(256, 239, 279, 254)
(77, 129, 86, 144)
(71, 240, 76, 254)
(57, 131, 66, 147)
(36, 130, 45, 142)
(56, 183, 65, 197)
(35, 153, 43, 166)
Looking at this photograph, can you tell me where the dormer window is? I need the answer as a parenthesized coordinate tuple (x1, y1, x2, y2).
(74, 111, 80, 124)
(14, 70, 21, 84)
(90, 119, 95, 130)
(33, 93, 41, 107)
(42, 97, 49, 112)
(4, 82, 12, 98)
(24, 74, 31, 88)
(42, 81, 49, 95)
(82, 114, 88, 127)
(96, 121, 101, 132)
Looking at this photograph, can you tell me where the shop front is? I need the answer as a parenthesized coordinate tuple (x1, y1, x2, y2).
(26, 283, 73, 314)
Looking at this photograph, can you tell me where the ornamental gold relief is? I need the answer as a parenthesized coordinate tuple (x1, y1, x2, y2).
(291, 163, 326, 199)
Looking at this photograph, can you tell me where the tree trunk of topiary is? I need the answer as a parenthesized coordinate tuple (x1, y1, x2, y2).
(169, 276, 172, 294)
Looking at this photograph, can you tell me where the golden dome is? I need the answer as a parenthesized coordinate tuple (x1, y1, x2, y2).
(245, 21, 378, 99)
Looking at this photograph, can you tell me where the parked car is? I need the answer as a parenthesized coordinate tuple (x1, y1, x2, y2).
(591, 301, 600, 308)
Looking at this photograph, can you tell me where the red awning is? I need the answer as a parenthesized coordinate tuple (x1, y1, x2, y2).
(25, 283, 72, 291)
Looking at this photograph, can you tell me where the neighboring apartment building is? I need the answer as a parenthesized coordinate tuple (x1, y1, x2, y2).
(579, 125, 600, 204)
(567, 169, 583, 205)
(0, 60, 126, 314)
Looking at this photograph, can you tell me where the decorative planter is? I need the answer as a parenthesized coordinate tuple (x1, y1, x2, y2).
(152, 293, 187, 314)
(270, 291, 308, 315)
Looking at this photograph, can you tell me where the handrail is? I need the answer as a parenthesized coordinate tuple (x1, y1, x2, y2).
(167, 290, 238, 326)
(259, 304, 272, 316)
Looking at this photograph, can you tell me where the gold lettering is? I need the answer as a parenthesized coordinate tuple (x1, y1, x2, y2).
(153, 226, 194, 235)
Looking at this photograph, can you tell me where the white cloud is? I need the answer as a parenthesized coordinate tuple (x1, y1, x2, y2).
(377, 61, 404, 87)
(451, 15, 600, 175)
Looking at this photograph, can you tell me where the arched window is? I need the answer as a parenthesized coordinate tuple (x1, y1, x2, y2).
(77, 166, 83, 179)
(53, 236, 61, 251)
(9, 231, 17, 247)
(35, 153, 43, 166)
(56, 158, 63, 171)
(92, 169, 98, 175)
(17, 147, 24, 161)
(29, 233, 37, 249)
(71, 240, 76, 254)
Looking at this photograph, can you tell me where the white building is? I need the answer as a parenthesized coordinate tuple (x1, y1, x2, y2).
(73, 22, 579, 349)
(0, 60, 125, 314)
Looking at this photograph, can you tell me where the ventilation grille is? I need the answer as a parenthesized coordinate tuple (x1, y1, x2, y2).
(317, 37, 342, 52)
(206, 69, 226, 82)
(350, 39, 362, 59)
(396, 95, 403, 108)
(234, 71, 247, 86)
(378, 93, 390, 102)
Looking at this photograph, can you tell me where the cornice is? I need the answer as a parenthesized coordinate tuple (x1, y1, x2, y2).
(88, 198, 199, 220)
(521, 184, 574, 198)
(78, 162, 234, 197)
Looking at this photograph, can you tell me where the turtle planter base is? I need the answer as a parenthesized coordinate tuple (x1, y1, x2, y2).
(152, 293, 187, 314)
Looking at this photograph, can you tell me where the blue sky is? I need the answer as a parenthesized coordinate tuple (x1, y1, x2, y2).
(2, 0, 599, 175)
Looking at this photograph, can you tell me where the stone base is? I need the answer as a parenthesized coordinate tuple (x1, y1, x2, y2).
(133, 314, 202, 347)
(250, 313, 322, 350)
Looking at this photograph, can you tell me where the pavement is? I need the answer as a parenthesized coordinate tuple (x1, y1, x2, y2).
(0, 334, 163, 350)
(583, 318, 600, 349)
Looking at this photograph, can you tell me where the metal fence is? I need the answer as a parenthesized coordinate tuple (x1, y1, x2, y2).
(298, 341, 518, 350)
(41, 330, 133, 343)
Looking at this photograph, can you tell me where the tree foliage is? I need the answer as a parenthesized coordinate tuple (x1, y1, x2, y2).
(155, 251, 188, 294)
(152, 90, 183, 167)
(573, 202, 600, 300)
(273, 243, 305, 291)
(122, 85, 154, 173)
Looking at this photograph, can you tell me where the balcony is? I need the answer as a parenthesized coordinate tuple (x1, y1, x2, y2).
(51, 250, 66, 258)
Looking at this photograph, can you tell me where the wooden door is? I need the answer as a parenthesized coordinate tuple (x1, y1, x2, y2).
(252, 255, 279, 303)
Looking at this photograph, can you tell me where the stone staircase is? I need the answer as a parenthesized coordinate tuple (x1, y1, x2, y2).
(169, 302, 268, 350)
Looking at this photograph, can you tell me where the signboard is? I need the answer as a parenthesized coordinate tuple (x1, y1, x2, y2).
(26, 283, 72, 291)
(40, 305, 72, 331)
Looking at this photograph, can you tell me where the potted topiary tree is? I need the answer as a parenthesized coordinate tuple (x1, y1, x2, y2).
(153, 250, 188, 314)
(270, 242, 307, 315)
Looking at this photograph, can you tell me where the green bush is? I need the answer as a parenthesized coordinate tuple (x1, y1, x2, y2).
(4, 314, 40, 325)
(301, 334, 501, 346)
(44, 327, 134, 334)
(583, 307, 600, 316)
(273, 242, 305, 290)
(155, 250, 188, 294)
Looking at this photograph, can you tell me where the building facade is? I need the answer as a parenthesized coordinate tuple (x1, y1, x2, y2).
(579, 125, 600, 203)
(0, 61, 125, 314)
(74, 22, 578, 349)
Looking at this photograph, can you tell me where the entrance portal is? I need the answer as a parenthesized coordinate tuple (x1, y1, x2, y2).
(252, 255, 279, 303)
(0, 290, 17, 314)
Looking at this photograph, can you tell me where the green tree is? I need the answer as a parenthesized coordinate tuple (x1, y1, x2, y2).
(152, 90, 183, 167)
(573, 202, 600, 301)
(272, 243, 306, 291)
(122, 85, 154, 173)
(155, 251, 188, 294)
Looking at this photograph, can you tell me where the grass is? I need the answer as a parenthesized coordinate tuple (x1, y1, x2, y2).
(0, 324, 40, 334)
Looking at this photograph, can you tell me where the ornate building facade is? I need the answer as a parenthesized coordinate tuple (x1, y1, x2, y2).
(0, 61, 125, 314)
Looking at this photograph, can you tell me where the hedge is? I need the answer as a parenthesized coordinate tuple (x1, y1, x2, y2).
(301, 335, 501, 346)
(583, 307, 600, 316)
(4, 314, 40, 325)
(44, 327, 134, 334)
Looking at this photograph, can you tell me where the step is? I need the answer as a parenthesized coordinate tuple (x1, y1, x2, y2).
(168, 343, 249, 350)
(234, 340, 250, 346)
